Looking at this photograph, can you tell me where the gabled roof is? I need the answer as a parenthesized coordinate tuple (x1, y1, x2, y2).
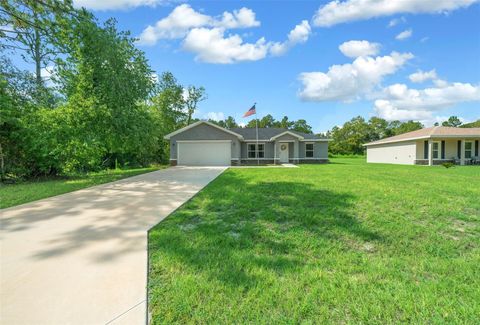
(270, 130, 304, 140)
(364, 126, 480, 146)
(163, 121, 244, 140)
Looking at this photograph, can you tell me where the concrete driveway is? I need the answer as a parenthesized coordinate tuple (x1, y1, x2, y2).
(0, 166, 226, 325)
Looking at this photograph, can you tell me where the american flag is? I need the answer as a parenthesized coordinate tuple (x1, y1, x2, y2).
(243, 103, 256, 117)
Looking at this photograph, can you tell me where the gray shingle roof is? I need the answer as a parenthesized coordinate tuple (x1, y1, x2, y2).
(230, 128, 320, 140)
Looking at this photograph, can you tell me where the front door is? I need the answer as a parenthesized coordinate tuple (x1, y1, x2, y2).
(279, 143, 289, 163)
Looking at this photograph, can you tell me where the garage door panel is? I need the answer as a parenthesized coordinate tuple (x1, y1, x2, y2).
(178, 142, 231, 166)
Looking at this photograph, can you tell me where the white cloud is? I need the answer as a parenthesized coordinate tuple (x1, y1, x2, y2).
(204, 112, 225, 121)
(138, 5, 311, 62)
(183, 27, 269, 63)
(374, 82, 480, 121)
(216, 7, 260, 29)
(395, 29, 412, 40)
(137, 4, 212, 45)
(298, 51, 413, 101)
(270, 20, 311, 56)
(409, 69, 437, 83)
(388, 16, 406, 27)
(313, 0, 479, 27)
(374, 100, 433, 121)
(433, 79, 448, 88)
(40, 66, 54, 80)
(338, 40, 380, 58)
(40, 66, 56, 87)
(137, 4, 260, 46)
(74, 0, 162, 10)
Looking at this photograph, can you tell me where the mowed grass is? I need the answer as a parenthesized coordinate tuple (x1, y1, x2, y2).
(0, 167, 162, 209)
(148, 158, 480, 324)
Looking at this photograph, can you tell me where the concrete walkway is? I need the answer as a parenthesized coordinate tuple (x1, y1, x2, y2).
(0, 167, 226, 325)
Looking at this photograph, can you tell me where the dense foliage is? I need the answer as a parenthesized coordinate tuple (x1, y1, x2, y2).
(460, 119, 480, 128)
(210, 114, 314, 134)
(326, 116, 423, 155)
(0, 1, 205, 180)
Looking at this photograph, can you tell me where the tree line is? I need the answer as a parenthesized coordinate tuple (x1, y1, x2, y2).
(209, 114, 314, 134)
(1, 0, 205, 180)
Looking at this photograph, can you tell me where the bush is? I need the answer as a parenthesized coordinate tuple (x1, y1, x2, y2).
(442, 162, 454, 169)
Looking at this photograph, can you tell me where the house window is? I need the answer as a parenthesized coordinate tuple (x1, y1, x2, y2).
(465, 141, 473, 159)
(432, 141, 441, 159)
(247, 143, 265, 158)
(305, 143, 314, 158)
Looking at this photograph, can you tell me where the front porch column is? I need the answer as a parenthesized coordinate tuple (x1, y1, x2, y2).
(274, 141, 278, 165)
(461, 139, 465, 165)
(428, 140, 433, 166)
(293, 140, 299, 163)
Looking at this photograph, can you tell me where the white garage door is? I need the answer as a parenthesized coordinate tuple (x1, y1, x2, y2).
(178, 141, 231, 166)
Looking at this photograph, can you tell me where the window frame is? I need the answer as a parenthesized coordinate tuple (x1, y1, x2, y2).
(465, 141, 473, 159)
(305, 142, 314, 158)
(432, 141, 441, 159)
(247, 143, 265, 159)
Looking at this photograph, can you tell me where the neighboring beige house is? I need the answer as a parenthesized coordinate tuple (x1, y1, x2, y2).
(364, 126, 480, 165)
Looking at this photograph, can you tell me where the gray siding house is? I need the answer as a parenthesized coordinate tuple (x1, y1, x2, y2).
(164, 121, 330, 166)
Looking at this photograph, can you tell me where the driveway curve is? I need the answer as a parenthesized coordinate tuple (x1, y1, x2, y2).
(0, 166, 226, 325)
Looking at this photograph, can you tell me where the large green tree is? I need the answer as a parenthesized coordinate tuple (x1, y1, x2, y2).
(56, 15, 156, 167)
(1, 0, 74, 105)
(329, 116, 372, 155)
(441, 116, 463, 127)
(211, 116, 238, 129)
(149, 72, 188, 162)
(291, 119, 313, 134)
(328, 117, 424, 155)
(390, 120, 423, 135)
(184, 85, 207, 125)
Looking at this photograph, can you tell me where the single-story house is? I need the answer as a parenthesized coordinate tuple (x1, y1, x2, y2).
(164, 120, 331, 166)
(364, 126, 480, 165)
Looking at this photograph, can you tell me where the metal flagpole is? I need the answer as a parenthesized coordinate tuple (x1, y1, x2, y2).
(255, 103, 259, 165)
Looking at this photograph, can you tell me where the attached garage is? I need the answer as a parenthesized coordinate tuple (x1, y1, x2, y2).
(366, 141, 416, 165)
(177, 141, 231, 166)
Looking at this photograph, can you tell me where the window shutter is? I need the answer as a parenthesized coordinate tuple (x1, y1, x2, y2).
(457, 140, 461, 158)
(475, 140, 479, 157)
(424, 141, 428, 159)
(441, 141, 445, 159)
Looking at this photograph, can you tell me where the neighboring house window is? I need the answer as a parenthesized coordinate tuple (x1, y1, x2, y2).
(247, 143, 265, 158)
(465, 141, 473, 159)
(432, 141, 441, 159)
(305, 143, 314, 158)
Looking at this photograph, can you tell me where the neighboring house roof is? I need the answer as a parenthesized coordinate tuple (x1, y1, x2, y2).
(364, 126, 480, 146)
(230, 127, 326, 141)
(163, 121, 244, 140)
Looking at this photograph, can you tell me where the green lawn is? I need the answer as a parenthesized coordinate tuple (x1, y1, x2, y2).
(0, 167, 162, 209)
(148, 158, 480, 324)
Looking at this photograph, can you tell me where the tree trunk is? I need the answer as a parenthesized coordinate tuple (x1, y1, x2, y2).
(186, 106, 193, 125)
(33, 12, 42, 87)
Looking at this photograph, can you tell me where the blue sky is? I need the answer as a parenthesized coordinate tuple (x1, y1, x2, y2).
(67, 1, 480, 131)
